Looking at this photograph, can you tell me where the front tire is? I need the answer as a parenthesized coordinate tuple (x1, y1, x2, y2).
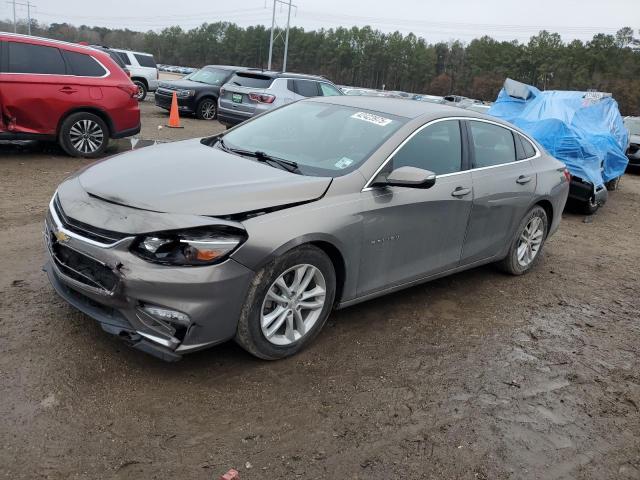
(235, 245, 336, 360)
(196, 98, 217, 120)
(497, 205, 548, 275)
(58, 112, 109, 158)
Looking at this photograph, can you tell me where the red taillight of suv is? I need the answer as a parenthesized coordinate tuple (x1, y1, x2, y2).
(248, 93, 275, 104)
(563, 168, 571, 182)
(117, 83, 138, 98)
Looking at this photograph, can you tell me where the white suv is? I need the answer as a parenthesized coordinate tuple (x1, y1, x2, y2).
(111, 48, 159, 101)
(218, 71, 343, 127)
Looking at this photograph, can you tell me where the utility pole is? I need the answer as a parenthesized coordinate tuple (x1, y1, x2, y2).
(11, 0, 16, 32)
(26, 0, 31, 35)
(267, 0, 276, 70)
(266, 0, 296, 71)
(282, 0, 292, 72)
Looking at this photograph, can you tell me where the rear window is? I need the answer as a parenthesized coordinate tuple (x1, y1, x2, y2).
(228, 73, 274, 89)
(519, 134, 537, 158)
(63, 51, 107, 77)
(134, 54, 156, 69)
(8, 42, 66, 75)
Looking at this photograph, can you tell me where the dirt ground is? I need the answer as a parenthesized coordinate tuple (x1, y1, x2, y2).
(1, 98, 639, 480)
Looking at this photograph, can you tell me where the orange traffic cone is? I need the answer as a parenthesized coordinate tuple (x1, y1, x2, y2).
(166, 91, 183, 128)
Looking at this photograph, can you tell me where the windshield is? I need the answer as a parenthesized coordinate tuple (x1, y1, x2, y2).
(220, 101, 407, 177)
(624, 117, 640, 135)
(184, 68, 230, 86)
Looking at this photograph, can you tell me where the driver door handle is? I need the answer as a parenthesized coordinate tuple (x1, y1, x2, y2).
(451, 187, 471, 198)
(516, 175, 532, 185)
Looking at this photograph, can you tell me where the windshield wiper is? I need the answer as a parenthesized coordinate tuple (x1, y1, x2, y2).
(216, 138, 299, 173)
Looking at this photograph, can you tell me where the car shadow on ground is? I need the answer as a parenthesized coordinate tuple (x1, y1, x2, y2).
(0, 138, 161, 158)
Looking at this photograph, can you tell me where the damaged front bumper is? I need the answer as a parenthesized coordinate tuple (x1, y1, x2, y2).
(43, 196, 255, 361)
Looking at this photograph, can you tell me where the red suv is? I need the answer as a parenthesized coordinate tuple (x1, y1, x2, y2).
(0, 33, 140, 157)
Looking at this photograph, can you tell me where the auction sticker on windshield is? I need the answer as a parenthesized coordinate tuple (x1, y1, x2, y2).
(351, 112, 392, 126)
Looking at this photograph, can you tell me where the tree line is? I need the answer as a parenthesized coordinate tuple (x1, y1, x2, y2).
(2, 19, 639, 114)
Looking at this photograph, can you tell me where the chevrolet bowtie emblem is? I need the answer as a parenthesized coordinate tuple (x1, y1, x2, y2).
(54, 230, 70, 243)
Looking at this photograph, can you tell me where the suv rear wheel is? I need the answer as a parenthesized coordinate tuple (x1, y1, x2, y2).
(133, 80, 147, 101)
(196, 98, 217, 120)
(59, 112, 109, 158)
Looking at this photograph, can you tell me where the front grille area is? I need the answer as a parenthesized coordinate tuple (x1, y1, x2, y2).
(156, 87, 176, 96)
(45, 227, 119, 294)
(53, 195, 128, 245)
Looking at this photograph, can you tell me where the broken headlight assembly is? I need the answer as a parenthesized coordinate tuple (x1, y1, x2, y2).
(131, 227, 246, 266)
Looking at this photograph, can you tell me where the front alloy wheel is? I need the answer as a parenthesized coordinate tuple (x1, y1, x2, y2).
(235, 245, 336, 359)
(261, 264, 327, 346)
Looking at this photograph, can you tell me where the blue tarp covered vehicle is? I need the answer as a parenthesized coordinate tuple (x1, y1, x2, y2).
(488, 79, 629, 212)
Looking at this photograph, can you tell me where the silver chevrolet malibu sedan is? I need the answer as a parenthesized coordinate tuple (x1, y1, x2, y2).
(44, 96, 570, 361)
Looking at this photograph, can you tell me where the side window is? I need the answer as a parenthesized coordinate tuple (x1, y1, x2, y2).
(319, 83, 342, 96)
(391, 120, 462, 175)
(519, 134, 537, 158)
(63, 51, 107, 77)
(8, 42, 66, 75)
(469, 121, 516, 168)
(115, 51, 131, 66)
(134, 54, 156, 68)
(293, 79, 320, 97)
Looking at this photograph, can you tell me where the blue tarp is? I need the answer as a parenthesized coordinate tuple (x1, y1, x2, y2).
(488, 80, 629, 188)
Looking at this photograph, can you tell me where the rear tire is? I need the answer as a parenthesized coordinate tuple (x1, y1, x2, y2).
(133, 80, 147, 101)
(235, 245, 336, 360)
(58, 112, 109, 158)
(497, 205, 548, 275)
(196, 98, 217, 120)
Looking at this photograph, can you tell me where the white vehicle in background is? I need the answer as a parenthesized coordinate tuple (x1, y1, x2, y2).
(111, 48, 159, 101)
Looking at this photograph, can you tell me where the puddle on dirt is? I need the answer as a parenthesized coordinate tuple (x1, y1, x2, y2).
(0, 137, 164, 157)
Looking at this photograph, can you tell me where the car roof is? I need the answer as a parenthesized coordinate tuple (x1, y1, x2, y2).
(0, 32, 111, 56)
(308, 95, 493, 120)
(202, 65, 259, 71)
(110, 47, 154, 57)
(233, 69, 328, 81)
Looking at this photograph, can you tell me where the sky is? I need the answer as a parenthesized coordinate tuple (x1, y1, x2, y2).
(2, 0, 638, 44)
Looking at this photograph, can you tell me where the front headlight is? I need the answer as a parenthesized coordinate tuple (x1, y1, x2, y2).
(131, 227, 246, 266)
(176, 89, 195, 98)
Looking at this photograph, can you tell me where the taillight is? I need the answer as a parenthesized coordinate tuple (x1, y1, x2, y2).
(563, 168, 571, 182)
(117, 83, 138, 98)
(248, 93, 276, 104)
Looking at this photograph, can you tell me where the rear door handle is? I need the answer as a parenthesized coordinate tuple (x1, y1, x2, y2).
(59, 86, 77, 94)
(451, 187, 471, 197)
(516, 175, 532, 185)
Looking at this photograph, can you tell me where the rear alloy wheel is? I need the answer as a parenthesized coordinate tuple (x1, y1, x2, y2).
(59, 112, 109, 158)
(497, 205, 548, 275)
(133, 80, 147, 101)
(196, 98, 217, 120)
(235, 245, 336, 359)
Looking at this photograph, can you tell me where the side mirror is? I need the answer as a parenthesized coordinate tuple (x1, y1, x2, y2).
(373, 166, 436, 189)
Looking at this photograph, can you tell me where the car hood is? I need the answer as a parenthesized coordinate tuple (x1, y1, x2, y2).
(76, 139, 332, 216)
(159, 79, 214, 90)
